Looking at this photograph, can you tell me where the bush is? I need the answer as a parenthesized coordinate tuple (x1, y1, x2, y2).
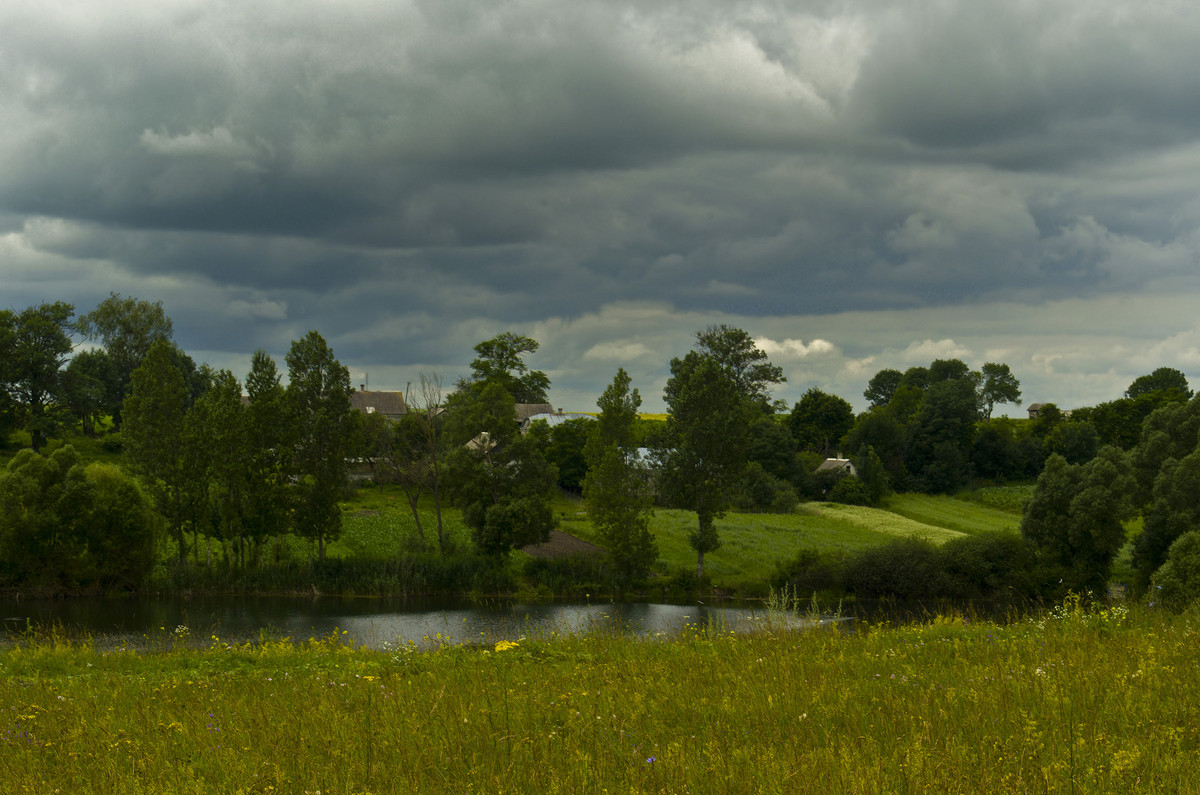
(938, 531, 1038, 599)
(1150, 530, 1200, 610)
(827, 475, 870, 506)
(842, 537, 946, 598)
(771, 547, 844, 594)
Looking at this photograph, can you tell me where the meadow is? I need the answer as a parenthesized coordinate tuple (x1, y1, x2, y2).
(1, 600, 1197, 793)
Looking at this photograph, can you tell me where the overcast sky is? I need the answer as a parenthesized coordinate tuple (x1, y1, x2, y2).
(4, 0, 1200, 414)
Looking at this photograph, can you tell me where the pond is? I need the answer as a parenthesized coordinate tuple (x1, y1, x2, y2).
(0, 595, 848, 650)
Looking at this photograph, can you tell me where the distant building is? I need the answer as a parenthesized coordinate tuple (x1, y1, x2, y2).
(350, 390, 408, 421)
(815, 458, 856, 477)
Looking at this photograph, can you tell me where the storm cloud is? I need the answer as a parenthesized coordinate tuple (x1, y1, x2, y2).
(3, 0, 1200, 411)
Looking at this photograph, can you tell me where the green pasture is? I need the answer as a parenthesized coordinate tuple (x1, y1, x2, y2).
(884, 492, 1022, 535)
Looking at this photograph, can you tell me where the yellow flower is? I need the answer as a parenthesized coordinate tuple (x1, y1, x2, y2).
(494, 640, 520, 653)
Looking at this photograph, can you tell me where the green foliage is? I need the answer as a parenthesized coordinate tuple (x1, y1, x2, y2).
(1126, 366, 1192, 400)
(979, 361, 1022, 419)
(863, 367, 902, 408)
(842, 537, 946, 598)
(0, 447, 157, 590)
(77, 293, 175, 426)
(905, 378, 979, 493)
(693, 323, 785, 408)
(1134, 449, 1200, 589)
(938, 531, 1038, 599)
(789, 388, 854, 456)
(582, 370, 657, 586)
(660, 350, 748, 579)
(10, 301, 75, 452)
(447, 383, 557, 556)
(826, 474, 870, 506)
(286, 330, 353, 559)
(1021, 448, 1135, 592)
(466, 331, 550, 404)
(122, 339, 190, 562)
(1149, 530, 1200, 609)
(886, 492, 1022, 534)
(852, 445, 889, 504)
(543, 417, 592, 492)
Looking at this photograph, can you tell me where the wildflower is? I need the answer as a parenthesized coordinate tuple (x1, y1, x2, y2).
(494, 640, 520, 653)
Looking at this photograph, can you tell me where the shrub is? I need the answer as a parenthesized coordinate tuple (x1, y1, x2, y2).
(1150, 530, 1200, 610)
(938, 531, 1038, 599)
(842, 537, 946, 598)
(771, 547, 844, 594)
(827, 475, 870, 506)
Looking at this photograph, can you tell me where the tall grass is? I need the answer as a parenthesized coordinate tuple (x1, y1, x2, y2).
(2, 602, 1197, 792)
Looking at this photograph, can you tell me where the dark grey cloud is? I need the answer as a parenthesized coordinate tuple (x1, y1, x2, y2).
(3, 0, 1200, 411)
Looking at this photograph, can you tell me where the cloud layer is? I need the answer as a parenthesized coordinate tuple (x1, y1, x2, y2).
(3, 0, 1199, 412)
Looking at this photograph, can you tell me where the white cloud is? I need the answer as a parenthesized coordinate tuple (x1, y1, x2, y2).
(755, 336, 838, 358)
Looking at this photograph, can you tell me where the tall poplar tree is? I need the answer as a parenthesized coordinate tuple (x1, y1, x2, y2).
(660, 352, 747, 581)
(583, 369, 656, 586)
(285, 331, 352, 561)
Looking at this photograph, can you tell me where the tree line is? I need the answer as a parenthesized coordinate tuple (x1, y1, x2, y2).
(3, 294, 1199, 601)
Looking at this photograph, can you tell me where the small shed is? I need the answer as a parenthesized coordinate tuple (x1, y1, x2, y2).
(816, 458, 856, 477)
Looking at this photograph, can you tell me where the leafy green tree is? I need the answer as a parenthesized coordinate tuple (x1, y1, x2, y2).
(11, 302, 75, 451)
(583, 369, 656, 585)
(0, 447, 89, 587)
(0, 447, 157, 589)
(660, 352, 747, 581)
(852, 445, 890, 505)
(544, 417, 593, 493)
(979, 362, 1022, 419)
(0, 310, 18, 444)
(899, 366, 930, 391)
(76, 462, 158, 589)
(61, 349, 116, 436)
(1043, 420, 1099, 465)
(286, 331, 353, 561)
(1130, 396, 1200, 507)
(1126, 367, 1192, 400)
(122, 339, 191, 563)
(1021, 447, 1134, 592)
(863, 368, 903, 408)
(789, 388, 854, 457)
(77, 293, 174, 425)
(1149, 530, 1200, 609)
(446, 381, 556, 557)
(929, 358, 971, 383)
(843, 407, 908, 486)
(1133, 450, 1200, 589)
(694, 324, 785, 410)
(905, 378, 979, 493)
(243, 351, 293, 560)
(189, 370, 252, 566)
(466, 332, 551, 404)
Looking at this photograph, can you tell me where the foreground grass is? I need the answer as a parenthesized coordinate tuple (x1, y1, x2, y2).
(1, 602, 1197, 793)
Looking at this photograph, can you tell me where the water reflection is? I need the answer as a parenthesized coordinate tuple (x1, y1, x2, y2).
(0, 596, 846, 650)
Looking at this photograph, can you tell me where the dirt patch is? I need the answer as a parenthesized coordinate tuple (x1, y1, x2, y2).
(353, 509, 382, 516)
(521, 530, 606, 559)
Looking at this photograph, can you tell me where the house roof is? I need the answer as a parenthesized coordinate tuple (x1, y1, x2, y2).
(816, 458, 855, 473)
(350, 390, 408, 416)
(514, 403, 555, 422)
(522, 412, 595, 430)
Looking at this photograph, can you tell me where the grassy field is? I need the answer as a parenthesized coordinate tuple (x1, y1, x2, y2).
(1, 602, 1196, 793)
(884, 493, 1022, 535)
(334, 487, 1023, 593)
